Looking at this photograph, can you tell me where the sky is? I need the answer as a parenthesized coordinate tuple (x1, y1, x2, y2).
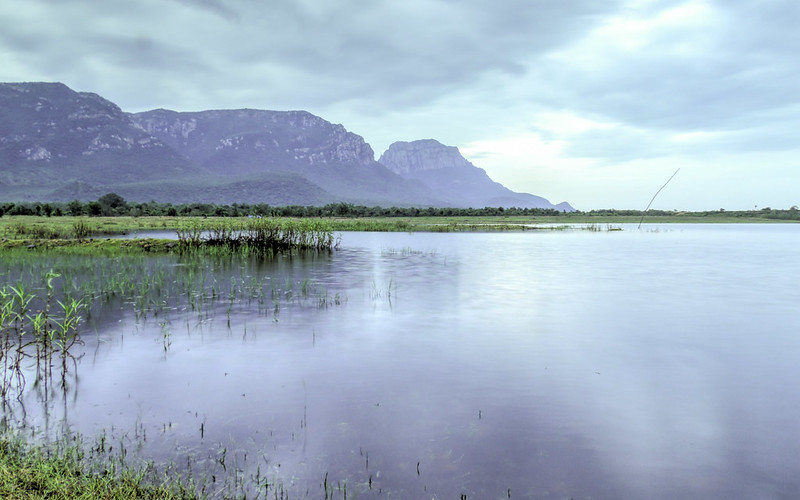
(1, 0, 798, 210)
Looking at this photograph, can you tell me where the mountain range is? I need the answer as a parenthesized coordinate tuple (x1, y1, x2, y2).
(0, 82, 572, 210)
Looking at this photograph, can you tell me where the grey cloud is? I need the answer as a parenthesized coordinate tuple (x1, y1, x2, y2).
(80, 34, 214, 74)
(0, 26, 47, 54)
(557, 127, 672, 163)
(170, 0, 241, 22)
(4, 0, 797, 160)
(557, 108, 800, 166)
(608, 3, 795, 130)
(522, 0, 800, 165)
(1, 0, 626, 112)
(220, 0, 626, 106)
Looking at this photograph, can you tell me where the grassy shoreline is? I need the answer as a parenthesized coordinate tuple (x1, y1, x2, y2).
(0, 212, 795, 237)
(0, 213, 795, 253)
(0, 436, 199, 499)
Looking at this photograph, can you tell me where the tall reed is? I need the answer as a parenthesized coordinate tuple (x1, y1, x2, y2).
(177, 218, 339, 254)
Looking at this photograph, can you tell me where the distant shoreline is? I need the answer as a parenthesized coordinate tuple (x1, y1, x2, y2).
(1, 212, 797, 254)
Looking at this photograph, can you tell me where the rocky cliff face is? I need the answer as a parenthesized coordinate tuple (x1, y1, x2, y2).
(0, 82, 197, 191)
(0, 82, 167, 163)
(379, 139, 471, 175)
(380, 139, 572, 210)
(130, 109, 376, 172)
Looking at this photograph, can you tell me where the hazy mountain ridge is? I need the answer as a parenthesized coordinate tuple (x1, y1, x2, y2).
(380, 139, 572, 210)
(128, 108, 439, 206)
(0, 82, 570, 209)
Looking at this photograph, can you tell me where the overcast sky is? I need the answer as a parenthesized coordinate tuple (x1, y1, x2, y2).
(1, 0, 798, 210)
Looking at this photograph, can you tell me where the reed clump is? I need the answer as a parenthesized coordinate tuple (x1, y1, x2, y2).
(176, 218, 340, 254)
(71, 219, 94, 239)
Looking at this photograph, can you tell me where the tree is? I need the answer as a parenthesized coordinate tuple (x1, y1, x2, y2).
(87, 201, 102, 217)
(67, 200, 84, 216)
(98, 193, 127, 215)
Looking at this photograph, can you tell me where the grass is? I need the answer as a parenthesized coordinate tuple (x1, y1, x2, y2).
(0, 249, 343, 401)
(1, 272, 87, 400)
(1, 211, 793, 248)
(4, 212, 776, 256)
(0, 216, 340, 255)
(0, 216, 178, 240)
(176, 217, 339, 254)
(0, 237, 180, 255)
(0, 436, 198, 499)
(0, 251, 347, 498)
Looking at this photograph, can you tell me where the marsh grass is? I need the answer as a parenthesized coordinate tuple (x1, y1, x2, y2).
(0, 216, 180, 241)
(0, 247, 349, 498)
(176, 218, 340, 255)
(0, 248, 344, 402)
(71, 219, 94, 240)
(0, 274, 86, 402)
(0, 431, 200, 499)
(1, 419, 360, 499)
(1, 215, 627, 257)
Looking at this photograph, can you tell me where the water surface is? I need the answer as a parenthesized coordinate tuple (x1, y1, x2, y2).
(7, 224, 800, 498)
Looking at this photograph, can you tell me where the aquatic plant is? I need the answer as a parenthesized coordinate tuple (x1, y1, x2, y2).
(0, 249, 351, 497)
(0, 247, 346, 404)
(0, 273, 87, 401)
(176, 218, 340, 255)
(0, 432, 201, 499)
(71, 219, 94, 240)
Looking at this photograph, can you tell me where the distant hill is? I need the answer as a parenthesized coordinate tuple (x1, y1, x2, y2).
(0, 82, 201, 201)
(129, 108, 438, 206)
(379, 140, 573, 210)
(0, 82, 571, 208)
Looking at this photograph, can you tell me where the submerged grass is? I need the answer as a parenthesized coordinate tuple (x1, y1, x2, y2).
(0, 248, 348, 498)
(0, 245, 344, 405)
(0, 428, 363, 499)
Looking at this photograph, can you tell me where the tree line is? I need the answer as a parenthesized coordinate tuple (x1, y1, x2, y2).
(2, 194, 798, 220)
(0, 193, 566, 218)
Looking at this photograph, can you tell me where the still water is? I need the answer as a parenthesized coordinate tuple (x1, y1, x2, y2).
(10, 224, 800, 498)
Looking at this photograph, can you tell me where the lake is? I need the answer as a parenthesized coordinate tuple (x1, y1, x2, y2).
(4, 223, 800, 498)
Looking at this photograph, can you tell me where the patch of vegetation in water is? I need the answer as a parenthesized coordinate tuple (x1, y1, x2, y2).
(0, 433, 199, 499)
(0, 248, 342, 396)
(0, 248, 349, 498)
(175, 217, 339, 254)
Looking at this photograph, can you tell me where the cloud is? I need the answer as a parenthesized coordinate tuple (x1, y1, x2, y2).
(587, 2, 796, 126)
(221, 0, 626, 109)
(0, 0, 623, 111)
(2, 0, 800, 208)
(170, 0, 241, 22)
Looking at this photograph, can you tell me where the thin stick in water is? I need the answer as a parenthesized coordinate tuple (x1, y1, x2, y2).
(638, 168, 680, 229)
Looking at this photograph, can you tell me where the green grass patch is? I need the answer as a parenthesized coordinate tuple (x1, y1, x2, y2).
(0, 216, 180, 241)
(0, 238, 179, 255)
(0, 437, 198, 499)
(0, 212, 795, 254)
